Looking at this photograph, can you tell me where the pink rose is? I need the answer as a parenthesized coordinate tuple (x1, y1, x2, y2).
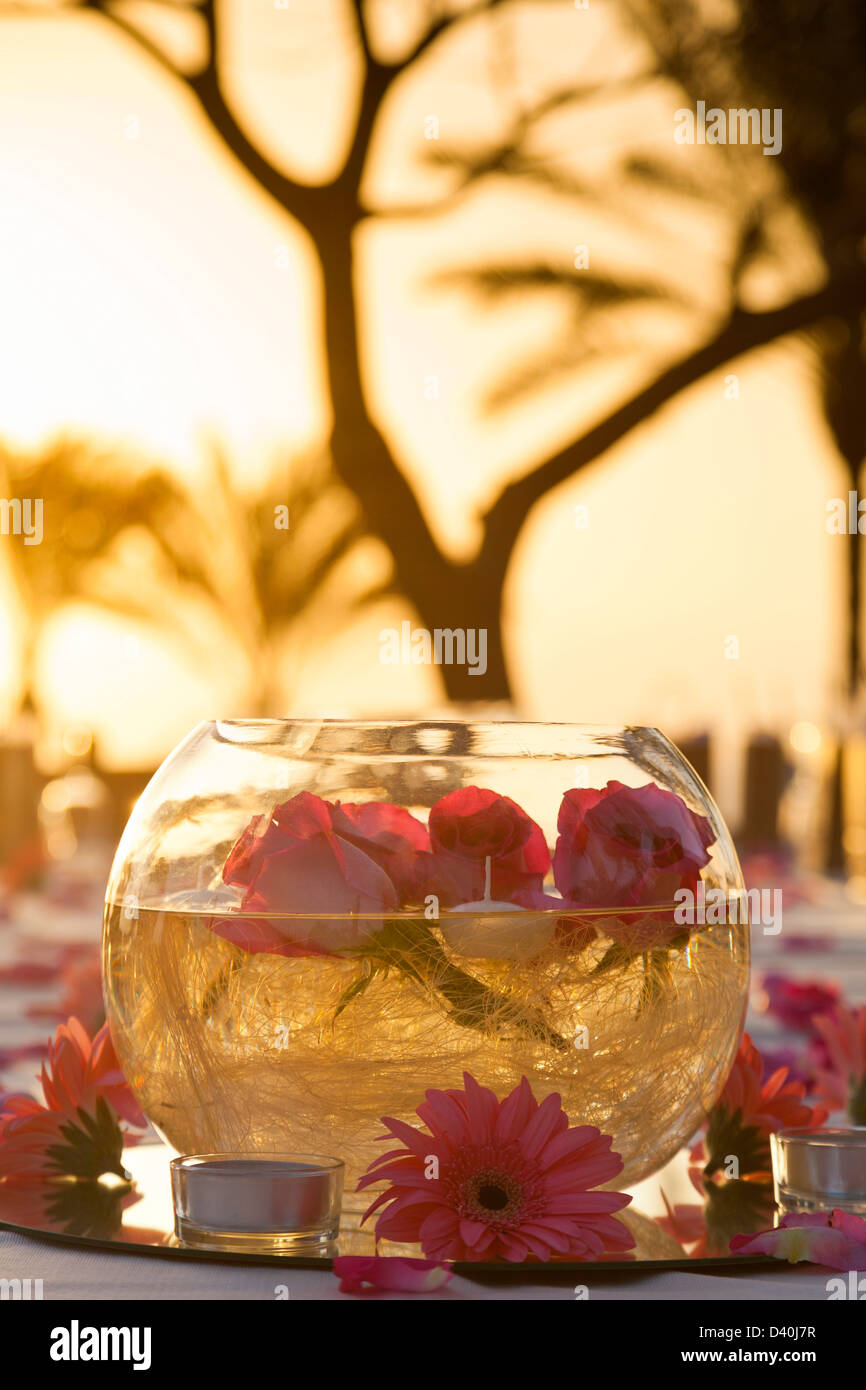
(330, 801, 429, 905)
(420, 786, 550, 907)
(553, 781, 715, 950)
(214, 791, 402, 956)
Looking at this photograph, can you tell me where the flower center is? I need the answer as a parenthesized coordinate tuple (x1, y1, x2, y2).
(463, 1168, 524, 1223)
(477, 1182, 509, 1211)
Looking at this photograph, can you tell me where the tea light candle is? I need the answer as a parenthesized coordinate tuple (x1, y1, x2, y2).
(171, 1154, 344, 1255)
(771, 1128, 866, 1217)
(441, 855, 557, 959)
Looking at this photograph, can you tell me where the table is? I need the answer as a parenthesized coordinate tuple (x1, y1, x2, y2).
(2, 883, 865, 1300)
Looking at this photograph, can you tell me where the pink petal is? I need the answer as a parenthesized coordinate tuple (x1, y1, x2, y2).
(418, 1205, 461, 1245)
(417, 1088, 470, 1141)
(494, 1075, 538, 1138)
(460, 1071, 499, 1145)
(458, 1217, 489, 1247)
(730, 1221, 866, 1270)
(333, 1255, 452, 1295)
(520, 1090, 568, 1157)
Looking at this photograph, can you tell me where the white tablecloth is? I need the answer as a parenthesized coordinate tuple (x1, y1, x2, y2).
(0, 1227, 837, 1300)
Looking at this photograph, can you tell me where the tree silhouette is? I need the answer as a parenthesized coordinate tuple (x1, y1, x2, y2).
(6, 0, 866, 704)
(633, 0, 866, 688)
(1, 442, 379, 716)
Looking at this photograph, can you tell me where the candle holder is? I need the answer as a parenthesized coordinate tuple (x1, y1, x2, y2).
(170, 1153, 344, 1255)
(771, 1128, 866, 1218)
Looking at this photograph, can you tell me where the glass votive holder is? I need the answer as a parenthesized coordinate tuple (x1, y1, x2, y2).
(771, 1128, 866, 1218)
(170, 1154, 344, 1255)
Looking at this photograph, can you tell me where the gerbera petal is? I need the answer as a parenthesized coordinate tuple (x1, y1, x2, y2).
(467, 1222, 498, 1253)
(418, 1088, 470, 1140)
(418, 1205, 461, 1248)
(494, 1075, 537, 1139)
(538, 1124, 605, 1167)
(356, 1156, 428, 1187)
(546, 1190, 632, 1214)
(378, 1116, 433, 1156)
(458, 1217, 490, 1248)
(376, 1202, 442, 1243)
(460, 1071, 499, 1144)
(497, 1233, 530, 1262)
(359, 1187, 402, 1223)
(520, 1221, 572, 1253)
(519, 1090, 569, 1157)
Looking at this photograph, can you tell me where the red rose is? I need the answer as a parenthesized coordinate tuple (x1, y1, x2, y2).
(552, 781, 715, 950)
(213, 791, 400, 956)
(421, 786, 550, 907)
(330, 801, 429, 905)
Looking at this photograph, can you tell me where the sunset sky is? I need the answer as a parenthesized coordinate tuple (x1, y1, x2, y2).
(0, 0, 850, 823)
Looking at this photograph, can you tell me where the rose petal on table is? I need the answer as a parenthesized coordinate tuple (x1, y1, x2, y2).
(333, 1255, 452, 1294)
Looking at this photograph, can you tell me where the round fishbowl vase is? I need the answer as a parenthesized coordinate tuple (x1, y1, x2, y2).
(103, 721, 749, 1202)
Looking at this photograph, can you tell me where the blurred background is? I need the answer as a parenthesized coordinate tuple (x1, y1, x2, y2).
(1, 0, 866, 899)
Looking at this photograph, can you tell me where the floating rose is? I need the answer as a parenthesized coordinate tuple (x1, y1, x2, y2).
(553, 781, 715, 951)
(554, 780, 714, 909)
(214, 791, 405, 956)
(331, 801, 428, 905)
(421, 787, 549, 908)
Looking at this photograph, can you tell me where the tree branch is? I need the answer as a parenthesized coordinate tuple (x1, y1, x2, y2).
(403, 0, 509, 69)
(82, 0, 183, 79)
(350, 0, 373, 63)
(81, 0, 322, 229)
(480, 265, 866, 562)
(363, 69, 649, 221)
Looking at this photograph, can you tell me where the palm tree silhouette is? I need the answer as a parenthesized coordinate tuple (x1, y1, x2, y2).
(2, 441, 381, 717)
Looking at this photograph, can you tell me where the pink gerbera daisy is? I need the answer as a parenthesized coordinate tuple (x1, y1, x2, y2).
(811, 1004, 866, 1123)
(357, 1072, 634, 1263)
(39, 1019, 145, 1129)
(717, 1032, 824, 1135)
(0, 1094, 69, 1180)
(693, 1032, 828, 1180)
(0, 1018, 145, 1185)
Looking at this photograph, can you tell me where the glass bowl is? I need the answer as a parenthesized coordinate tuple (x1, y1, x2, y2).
(103, 720, 749, 1192)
